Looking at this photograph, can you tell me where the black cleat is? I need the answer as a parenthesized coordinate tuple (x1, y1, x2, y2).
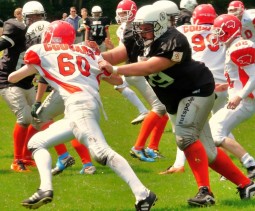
(135, 191, 157, 211)
(51, 155, 75, 176)
(237, 181, 255, 199)
(21, 189, 53, 209)
(188, 187, 215, 207)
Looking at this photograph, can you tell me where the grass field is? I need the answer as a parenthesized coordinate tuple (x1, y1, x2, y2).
(1, 25, 255, 211)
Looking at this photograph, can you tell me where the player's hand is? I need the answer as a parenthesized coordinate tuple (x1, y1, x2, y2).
(85, 40, 101, 55)
(31, 102, 41, 118)
(104, 38, 114, 50)
(98, 60, 113, 74)
(215, 83, 228, 92)
(227, 96, 242, 110)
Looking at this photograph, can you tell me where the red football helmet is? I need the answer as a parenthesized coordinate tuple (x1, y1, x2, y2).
(116, 0, 137, 23)
(227, 1, 245, 18)
(213, 14, 242, 44)
(41, 20, 75, 45)
(192, 4, 216, 25)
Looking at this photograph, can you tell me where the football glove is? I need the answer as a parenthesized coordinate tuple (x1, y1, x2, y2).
(31, 102, 41, 118)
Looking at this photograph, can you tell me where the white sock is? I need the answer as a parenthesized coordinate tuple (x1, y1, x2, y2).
(121, 87, 148, 114)
(33, 148, 53, 191)
(173, 147, 186, 167)
(241, 153, 255, 168)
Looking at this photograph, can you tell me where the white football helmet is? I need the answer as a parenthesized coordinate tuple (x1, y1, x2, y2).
(180, 0, 198, 12)
(91, 6, 102, 17)
(22, 1, 46, 26)
(133, 5, 168, 46)
(153, 1, 180, 27)
(26, 20, 50, 47)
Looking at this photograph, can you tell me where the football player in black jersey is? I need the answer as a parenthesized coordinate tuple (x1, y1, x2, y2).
(98, 5, 255, 207)
(0, 1, 46, 172)
(85, 5, 111, 52)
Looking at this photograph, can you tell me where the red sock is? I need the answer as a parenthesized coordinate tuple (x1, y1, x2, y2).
(148, 114, 169, 150)
(54, 144, 68, 156)
(184, 140, 210, 191)
(209, 148, 251, 188)
(13, 123, 28, 160)
(22, 125, 39, 160)
(71, 139, 92, 164)
(134, 111, 161, 150)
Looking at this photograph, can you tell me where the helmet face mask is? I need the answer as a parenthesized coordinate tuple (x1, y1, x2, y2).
(133, 5, 168, 47)
(41, 21, 76, 45)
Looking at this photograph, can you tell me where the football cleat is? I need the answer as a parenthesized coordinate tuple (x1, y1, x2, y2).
(159, 165, 185, 175)
(11, 160, 30, 172)
(80, 163, 96, 175)
(51, 155, 75, 176)
(131, 112, 148, 125)
(247, 166, 255, 179)
(135, 191, 157, 211)
(21, 189, 53, 209)
(188, 187, 215, 207)
(130, 147, 155, 162)
(237, 181, 255, 199)
(145, 147, 164, 159)
(23, 159, 37, 167)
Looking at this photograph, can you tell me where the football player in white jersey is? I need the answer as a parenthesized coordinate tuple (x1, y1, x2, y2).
(8, 20, 157, 210)
(209, 14, 255, 179)
(160, 4, 230, 174)
(228, 1, 255, 42)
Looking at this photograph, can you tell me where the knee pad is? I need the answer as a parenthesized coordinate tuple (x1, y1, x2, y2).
(176, 135, 196, 151)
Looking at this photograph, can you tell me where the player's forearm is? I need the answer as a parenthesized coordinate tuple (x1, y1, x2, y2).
(8, 64, 37, 83)
(35, 82, 48, 102)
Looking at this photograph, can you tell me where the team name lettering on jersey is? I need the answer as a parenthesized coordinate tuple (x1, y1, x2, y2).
(44, 44, 96, 60)
(183, 25, 211, 33)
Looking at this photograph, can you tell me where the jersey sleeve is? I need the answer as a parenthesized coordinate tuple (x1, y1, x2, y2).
(2, 18, 26, 46)
(230, 41, 255, 67)
(24, 46, 41, 65)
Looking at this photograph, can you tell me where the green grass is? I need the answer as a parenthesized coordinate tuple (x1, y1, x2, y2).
(1, 25, 255, 210)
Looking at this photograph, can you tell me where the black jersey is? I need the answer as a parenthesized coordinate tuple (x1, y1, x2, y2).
(0, 18, 34, 89)
(124, 27, 215, 114)
(85, 16, 110, 45)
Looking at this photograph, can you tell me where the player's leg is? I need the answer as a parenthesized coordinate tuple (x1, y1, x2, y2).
(175, 95, 215, 206)
(36, 90, 75, 175)
(68, 93, 157, 208)
(70, 139, 96, 175)
(114, 76, 148, 124)
(210, 99, 255, 178)
(1, 86, 35, 172)
(21, 119, 75, 209)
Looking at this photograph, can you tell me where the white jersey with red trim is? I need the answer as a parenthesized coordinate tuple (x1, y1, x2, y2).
(225, 37, 255, 99)
(24, 43, 108, 100)
(241, 9, 255, 42)
(177, 24, 226, 83)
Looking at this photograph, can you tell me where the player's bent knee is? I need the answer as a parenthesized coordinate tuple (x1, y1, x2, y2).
(176, 135, 196, 151)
